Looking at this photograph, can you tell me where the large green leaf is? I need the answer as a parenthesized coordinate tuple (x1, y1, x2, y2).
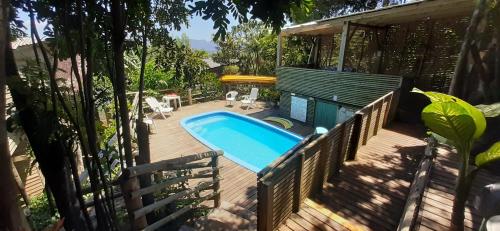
(412, 88, 486, 139)
(475, 141, 500, 168)
(475, 102, 500, 118)
(421, 102, 476, 146)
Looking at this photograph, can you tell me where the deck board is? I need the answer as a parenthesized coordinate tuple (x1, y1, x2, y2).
(279, 122, 427, 231)
(414, 146, 500, 231)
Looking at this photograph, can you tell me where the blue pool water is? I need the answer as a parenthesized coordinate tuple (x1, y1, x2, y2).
(181, 111, 303, 172)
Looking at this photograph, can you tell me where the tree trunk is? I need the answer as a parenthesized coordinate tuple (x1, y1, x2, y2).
(5, 38, 85, 231)
(111, 0, 134, 167)
(448, 0, 486, 97)
(0, 2, 29, 229)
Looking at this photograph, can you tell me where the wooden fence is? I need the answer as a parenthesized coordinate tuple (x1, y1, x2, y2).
(257, 89, 400, 230)
(120, 151, 223, 231)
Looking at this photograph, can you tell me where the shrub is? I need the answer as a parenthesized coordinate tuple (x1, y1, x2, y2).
(222, 65, 239, 75)
(28, 194, 59, 230)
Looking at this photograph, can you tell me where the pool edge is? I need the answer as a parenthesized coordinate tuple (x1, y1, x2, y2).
(180, 110, 303, 172)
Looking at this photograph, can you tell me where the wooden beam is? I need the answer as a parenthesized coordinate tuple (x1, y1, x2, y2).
(276, 35, 283, 68)
(337, 21, 350, 71)
(349, 22, 386, 30)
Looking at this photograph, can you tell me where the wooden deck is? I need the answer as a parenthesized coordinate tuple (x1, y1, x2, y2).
(278, 122, 427, 231)
(148, 100, 313, 219)
(148, 100, 439, 231)
(414, 146, 500, 231)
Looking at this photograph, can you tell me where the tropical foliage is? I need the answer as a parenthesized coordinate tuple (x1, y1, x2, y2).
(213, 20, 278, 75)
(413, 88, 500, 230)
(1, 0, 313, 230)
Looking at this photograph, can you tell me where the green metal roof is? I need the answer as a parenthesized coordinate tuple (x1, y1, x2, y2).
(276, 67, 401, 107)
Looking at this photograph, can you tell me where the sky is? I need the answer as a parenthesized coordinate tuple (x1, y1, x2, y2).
(171, 15, 238, 41)
(17, 9, 238, 42)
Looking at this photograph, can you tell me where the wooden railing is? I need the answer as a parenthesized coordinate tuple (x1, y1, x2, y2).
(257, 89, 400, 230)
(157, 88, 222, 106)
(397, 137, 436, 231)
(120, 151, 223, 231)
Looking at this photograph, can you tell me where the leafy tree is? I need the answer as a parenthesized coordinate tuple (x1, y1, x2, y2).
(4, 0, 313, 230)
(190, 0, 314, 40)
(213, 20, 277, 75)
(156, 35, 209, 88)
(413, 88, 500, 231)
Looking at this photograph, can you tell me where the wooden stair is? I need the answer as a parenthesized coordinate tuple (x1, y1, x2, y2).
(181, 201, 256, 231)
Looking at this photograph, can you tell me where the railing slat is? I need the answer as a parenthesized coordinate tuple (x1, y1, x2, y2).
(127, 151, 222, 177)
(130, 169, 219, 198)
(133, 179, 219, 220)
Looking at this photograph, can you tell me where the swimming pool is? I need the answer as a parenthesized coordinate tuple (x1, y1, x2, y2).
(181, 111, 303, 172)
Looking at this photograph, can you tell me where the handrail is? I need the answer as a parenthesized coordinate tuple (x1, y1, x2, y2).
(120, 150, 223, 231)
(397, 137, 436, 231)
(257, 133, 316, 178)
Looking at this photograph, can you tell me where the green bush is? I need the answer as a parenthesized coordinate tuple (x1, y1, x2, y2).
(129, 60, 176, 92)
(29, 194, 59, 230)
(260, 87, 280, 103)
(222, 65, 239, 75)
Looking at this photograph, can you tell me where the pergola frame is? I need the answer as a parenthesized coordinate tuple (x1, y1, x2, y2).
(276, 0, 475, 73)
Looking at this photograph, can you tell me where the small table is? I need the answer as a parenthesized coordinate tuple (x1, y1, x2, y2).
(162, 95, 182, 110)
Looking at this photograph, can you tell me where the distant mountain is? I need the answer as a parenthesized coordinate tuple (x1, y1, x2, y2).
(189, 39, 217, 53)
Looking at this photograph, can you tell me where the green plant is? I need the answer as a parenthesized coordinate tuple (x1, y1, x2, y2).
(29, 194, 60, 230)
(413, 88, 500, 230)
(222, 65, 240, 75)
(260, 87, 280, 103)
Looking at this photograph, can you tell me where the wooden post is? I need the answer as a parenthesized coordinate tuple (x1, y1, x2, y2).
(276, 34, 283, 68)
(312, 37, 320, 66)
(211, 155, 221, 208)
(121, 172, 147, 230)
(347, 112, 363, 161)
(293, 153, 304, 212)
(363, 105, 373, 145)
(333, 124, 346, 176)
(187, 88, 193, 105)
(373, 101, 383, 136)
(337, 21, 350, 71)
(316, 136, 330, 194)
(257, 180, 274, 231)
(382, 93, 393, 127)
(388, 89, 400, 123)
(135, 121, 154, 223)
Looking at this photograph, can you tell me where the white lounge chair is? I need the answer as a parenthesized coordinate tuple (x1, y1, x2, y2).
(145, 97, 173, 119)
(226, 91, 238, 105)
(241, 88, 259, 110)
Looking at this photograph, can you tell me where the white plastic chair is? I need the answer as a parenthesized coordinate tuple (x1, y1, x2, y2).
(145, 97, 173, 119)
(241, 88, 259, 110)
(226, 91, 239, 105)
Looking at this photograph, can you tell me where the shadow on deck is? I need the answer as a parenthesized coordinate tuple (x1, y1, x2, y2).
(279, 122, 427, 231)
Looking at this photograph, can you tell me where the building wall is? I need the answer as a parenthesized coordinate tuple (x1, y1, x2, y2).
(277, 67, 400, 126)
(279, 92, 316, 125)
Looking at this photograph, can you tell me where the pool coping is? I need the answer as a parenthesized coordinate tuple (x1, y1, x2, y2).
(180, 110, 303, 172)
